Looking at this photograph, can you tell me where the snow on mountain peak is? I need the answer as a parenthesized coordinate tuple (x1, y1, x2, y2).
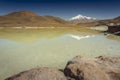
(70, 15, 82, 20)
(70, 14, 96, 20)
(69, 14, 97, 23)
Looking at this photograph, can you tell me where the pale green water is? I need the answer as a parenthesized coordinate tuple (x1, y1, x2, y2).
(0, 28, 120, 80)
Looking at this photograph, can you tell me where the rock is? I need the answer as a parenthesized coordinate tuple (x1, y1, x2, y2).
(64, 56, 109, 80)
(5, 56, 120, 80)
(5, 67, 67, 80)
(107, 25, 120, 36)
(96, 56, 120, 80)
(64, 56, 120, 80)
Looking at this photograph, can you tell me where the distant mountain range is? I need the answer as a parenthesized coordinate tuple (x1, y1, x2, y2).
(69, 14, 97, 23)
(0, 10, 72, 27)
(0, 10, 119, 27)
(77, 16, 120, 27)
(96, 16, 120, 26)
(69, 14, 120, 27)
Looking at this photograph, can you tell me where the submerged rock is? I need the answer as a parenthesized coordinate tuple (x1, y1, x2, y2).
(64, 56, 120, 80)
(5, 67, 67, 80)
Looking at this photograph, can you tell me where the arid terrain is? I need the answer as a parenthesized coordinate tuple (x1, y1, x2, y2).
(0, 10, 120, 28)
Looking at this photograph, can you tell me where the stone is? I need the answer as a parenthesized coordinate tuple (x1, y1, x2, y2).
(5, 67, 67, 80)
(64, 56, 109, 80)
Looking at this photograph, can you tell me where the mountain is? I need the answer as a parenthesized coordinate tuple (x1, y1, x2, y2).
(0, 11, 119, 28)
(0, 10, 72, 27)
(69, 14, 97, 23)
(110, 16, 120, 25)
(93, 16, 120, 26)
(77, 16, 120, 27)
(5, 10, 38, 17)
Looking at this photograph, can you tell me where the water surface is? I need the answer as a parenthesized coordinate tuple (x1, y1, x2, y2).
(0, 28, 120, 80)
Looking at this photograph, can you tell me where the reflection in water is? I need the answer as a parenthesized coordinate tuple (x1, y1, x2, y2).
(0, 28, 120, 80)
(0, 29, 66, 43)
(69, 35, 95, 40)
(0, 28, 99, 43)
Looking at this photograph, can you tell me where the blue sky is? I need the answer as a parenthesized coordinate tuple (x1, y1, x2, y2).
(0, 0, 120, 19)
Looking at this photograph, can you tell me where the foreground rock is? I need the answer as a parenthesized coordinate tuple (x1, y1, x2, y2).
(5, 56, 120, 80)
(64, 56, 120, 80)
(5, 67, 67, 80)
(96, 56, 120, 80)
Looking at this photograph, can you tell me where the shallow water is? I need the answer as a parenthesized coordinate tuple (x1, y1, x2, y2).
(0, 28, 120, 80)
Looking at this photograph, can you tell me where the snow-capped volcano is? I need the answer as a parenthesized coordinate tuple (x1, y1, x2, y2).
(69, 14, 97, 23)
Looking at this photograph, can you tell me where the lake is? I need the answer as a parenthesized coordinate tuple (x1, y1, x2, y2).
(0, 28, 120, 80)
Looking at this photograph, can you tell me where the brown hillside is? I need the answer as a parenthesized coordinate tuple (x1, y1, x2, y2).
(0, 10, 71, 27)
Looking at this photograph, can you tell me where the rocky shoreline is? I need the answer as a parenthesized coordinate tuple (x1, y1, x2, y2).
(5, 56, 120, 80)
(106, 25, 120, 36)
